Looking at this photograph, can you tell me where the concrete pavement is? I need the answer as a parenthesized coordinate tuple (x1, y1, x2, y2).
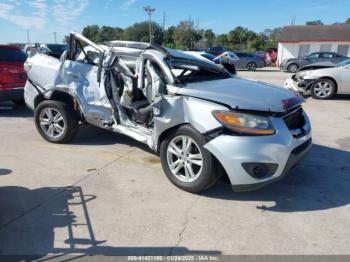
(0, 68, 349, 257)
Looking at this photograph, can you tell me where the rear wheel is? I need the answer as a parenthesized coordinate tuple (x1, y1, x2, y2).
(247, 62, 257, 71)
(160, 125, 222, 193)
(311, 79, 336, 99)
(34, 100, 79, 143)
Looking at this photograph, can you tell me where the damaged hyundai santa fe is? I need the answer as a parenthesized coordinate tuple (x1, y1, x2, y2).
(24, 33, 312, 193)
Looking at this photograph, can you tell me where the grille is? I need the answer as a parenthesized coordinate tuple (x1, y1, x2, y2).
(283, 108, 305, 130)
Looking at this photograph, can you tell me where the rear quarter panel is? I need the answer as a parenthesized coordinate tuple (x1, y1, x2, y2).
(27, 54, 61, 89)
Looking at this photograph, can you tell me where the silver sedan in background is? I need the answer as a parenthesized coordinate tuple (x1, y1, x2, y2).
(284, 59, 350, 99)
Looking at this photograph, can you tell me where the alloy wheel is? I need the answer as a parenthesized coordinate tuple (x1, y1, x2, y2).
(39, 107, 66, 138)
(248, 63, 257, 71)
(288, 64, 298, 73)
(166, 135, 203, 183)
(313, 81, 332, 98)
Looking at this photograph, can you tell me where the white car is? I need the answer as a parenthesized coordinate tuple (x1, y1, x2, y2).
(284, 59, 350, 99)
(24, 32, 312, 193)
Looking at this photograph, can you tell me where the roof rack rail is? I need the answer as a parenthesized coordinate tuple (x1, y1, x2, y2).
(104, 40, 169, 56)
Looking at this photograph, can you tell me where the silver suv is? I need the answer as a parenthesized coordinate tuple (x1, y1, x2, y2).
(24, 33, 312, 193)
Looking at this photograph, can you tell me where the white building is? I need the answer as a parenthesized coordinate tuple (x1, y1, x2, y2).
(277, 24, 350, 64)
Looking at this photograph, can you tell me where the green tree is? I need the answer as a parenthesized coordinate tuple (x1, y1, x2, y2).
(346, 18, 350, 24)
(122, 21, 163, 44)
(263, 27, 282, 49)
(204, 29, 216, 47)
(163, 26, 176, 48)
(306, 20, 324, 25)
(98, 26, 123, 42)
(173, 20, 202, 49)
(82, 25, 100, 42)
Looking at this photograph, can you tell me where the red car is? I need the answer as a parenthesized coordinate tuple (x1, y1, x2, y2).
(0, 45, 27, 104)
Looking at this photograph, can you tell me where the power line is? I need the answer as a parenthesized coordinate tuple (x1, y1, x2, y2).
(162, 11, 167, 31)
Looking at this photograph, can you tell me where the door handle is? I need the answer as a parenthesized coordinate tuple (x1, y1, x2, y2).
(67, 72, 80, 79)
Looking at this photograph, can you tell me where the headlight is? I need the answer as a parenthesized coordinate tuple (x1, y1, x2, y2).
(297, 70, 311, 77)
(212, 111, 275, 135)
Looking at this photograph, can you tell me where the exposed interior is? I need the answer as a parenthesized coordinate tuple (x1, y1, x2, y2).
(67, 35, 231, 132)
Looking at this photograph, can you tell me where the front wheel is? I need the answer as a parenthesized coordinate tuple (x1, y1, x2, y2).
(310, 79, 336, 99)
(34, 100, 79, 143)
(160, 125, 222, 193)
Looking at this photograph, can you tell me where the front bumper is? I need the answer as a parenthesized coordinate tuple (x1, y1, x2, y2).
(0, 88, 24, 102)
(284, 76, 315, 94)
(280, 63, 288, 71)
(204, 113, 312, 192)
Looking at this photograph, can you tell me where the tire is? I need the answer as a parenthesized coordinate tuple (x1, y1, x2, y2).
(287, 63, 299, 73)
(160, 125, 222, 193)
(310, 79, 336, 100)
(246, 62, 257, 71)
(34, 100, 79, 143)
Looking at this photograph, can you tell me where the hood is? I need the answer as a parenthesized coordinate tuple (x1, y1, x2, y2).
(176, 78, 303, 113)
(298, 61, 336, 71)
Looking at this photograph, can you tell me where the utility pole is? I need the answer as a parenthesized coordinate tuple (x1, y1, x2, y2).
(53, 32, 57, 43)
(27, 29, 30, 43)
(162, 11, 166, 31)
(144, 5, 155, 44)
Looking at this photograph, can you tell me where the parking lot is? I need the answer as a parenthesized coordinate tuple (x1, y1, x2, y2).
(0, 67, 349, 257)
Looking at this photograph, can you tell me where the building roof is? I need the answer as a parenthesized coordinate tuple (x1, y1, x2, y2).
(278, 24, 350, 43)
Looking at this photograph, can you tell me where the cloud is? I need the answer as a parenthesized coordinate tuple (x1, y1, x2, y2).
(0, 0, 89, 30)
(52, 0, 89, 26)
(0, 1, 47, 29)
(123, 0, 139, 6)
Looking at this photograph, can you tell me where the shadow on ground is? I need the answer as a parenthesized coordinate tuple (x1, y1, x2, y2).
(0, 186, 220, 259)
(0, 169, 12, 176)
(203, 144, 350, 212)
(0, 103, 33, 118)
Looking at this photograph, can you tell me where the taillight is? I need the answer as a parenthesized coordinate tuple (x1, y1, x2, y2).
(24, 61, 32, 72)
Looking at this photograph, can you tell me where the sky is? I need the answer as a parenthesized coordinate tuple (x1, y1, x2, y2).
(0, 0, 349, 44)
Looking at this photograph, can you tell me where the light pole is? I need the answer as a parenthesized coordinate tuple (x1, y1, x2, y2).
(144, 5, 155, 44)
(53, 32, 57, 44)
(27, 29, 30, 44)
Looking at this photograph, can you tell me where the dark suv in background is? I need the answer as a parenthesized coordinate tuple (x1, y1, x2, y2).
(0, 45, 27, 104)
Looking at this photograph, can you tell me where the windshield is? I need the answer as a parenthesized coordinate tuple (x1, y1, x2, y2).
(201, 53, 216, 61)
(337, 58, 350, 67)
(167, 58, 231, 84)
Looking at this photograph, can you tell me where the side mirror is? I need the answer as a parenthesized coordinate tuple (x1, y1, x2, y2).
(60, 50, 67, 62)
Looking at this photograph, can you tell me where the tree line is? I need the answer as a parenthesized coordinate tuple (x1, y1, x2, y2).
(78, 18, 350, 52)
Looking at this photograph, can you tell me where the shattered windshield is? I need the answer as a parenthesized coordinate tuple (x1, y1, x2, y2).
(167, 58, 231, 84)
